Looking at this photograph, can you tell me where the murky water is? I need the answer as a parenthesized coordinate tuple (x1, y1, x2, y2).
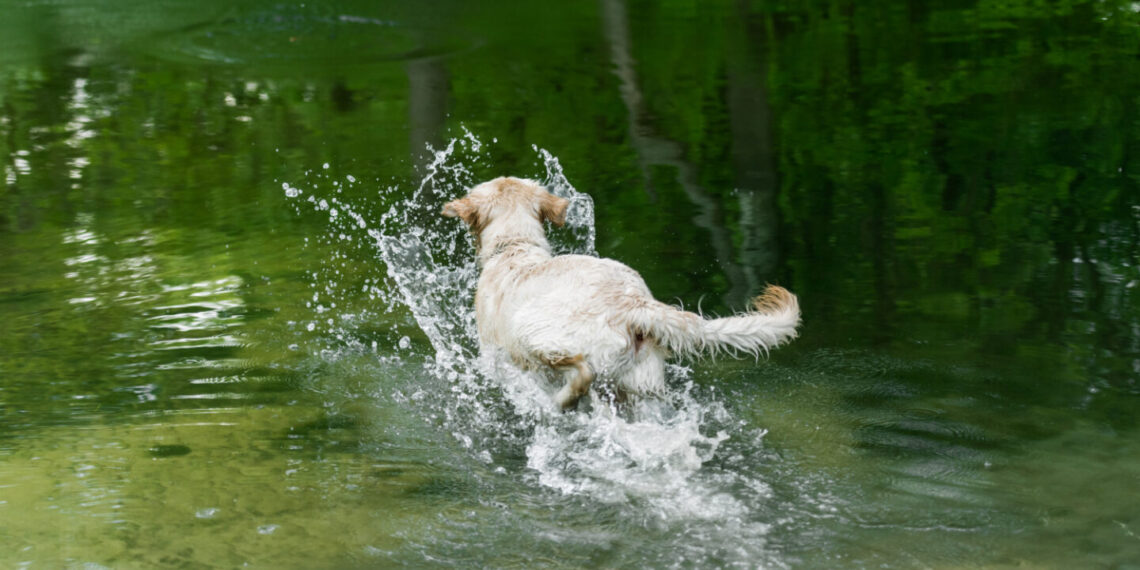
(3, 0, 1140, 568)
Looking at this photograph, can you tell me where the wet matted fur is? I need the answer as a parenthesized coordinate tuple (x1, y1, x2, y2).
(443, 177, 801, 410)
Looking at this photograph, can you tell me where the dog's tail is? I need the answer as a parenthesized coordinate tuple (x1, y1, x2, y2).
(626, 285, 800, 359)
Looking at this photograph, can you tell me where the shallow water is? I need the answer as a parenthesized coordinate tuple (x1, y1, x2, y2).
(3, 0, 1140, 568)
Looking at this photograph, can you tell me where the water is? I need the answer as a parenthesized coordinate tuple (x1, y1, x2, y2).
(284, 135, 783, 566)
(3, 0, 1140, 568)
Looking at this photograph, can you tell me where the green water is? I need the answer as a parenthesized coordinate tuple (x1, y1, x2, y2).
(3, 0, 1140, 568)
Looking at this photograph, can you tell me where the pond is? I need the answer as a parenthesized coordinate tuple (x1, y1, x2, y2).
(2, 0, 1139, 568)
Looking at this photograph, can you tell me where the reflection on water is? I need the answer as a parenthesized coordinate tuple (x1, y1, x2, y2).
(3, 0, 1140, 568)
(149, 4, 476, 67)
(1, 404, 454, 567)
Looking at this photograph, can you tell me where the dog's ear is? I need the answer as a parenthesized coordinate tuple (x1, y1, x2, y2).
(538, 193, 570, 227)
(442, 197, 480, 228)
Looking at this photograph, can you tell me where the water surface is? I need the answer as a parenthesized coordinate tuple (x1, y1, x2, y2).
(2, 0, 1140, 568)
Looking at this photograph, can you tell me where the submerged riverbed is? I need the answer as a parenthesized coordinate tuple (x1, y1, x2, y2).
(2, 1, 1140, 568)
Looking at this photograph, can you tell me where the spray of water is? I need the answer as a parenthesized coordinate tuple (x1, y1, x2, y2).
(284, 130, 784, 567)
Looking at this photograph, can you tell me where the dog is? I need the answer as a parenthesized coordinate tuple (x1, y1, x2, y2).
(443, 177, 800, 410)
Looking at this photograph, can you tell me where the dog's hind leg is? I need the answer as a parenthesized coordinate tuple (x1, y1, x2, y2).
(548, 354, 595, 411)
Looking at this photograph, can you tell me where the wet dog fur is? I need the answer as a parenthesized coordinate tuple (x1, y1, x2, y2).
(443, 177, 800, 410)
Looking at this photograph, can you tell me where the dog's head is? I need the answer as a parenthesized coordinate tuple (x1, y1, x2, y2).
(442, 177, 569, 237)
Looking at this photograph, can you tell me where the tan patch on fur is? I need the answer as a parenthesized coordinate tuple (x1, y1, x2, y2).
(633, 331, 646, 353)
(489, 178, 567, 227)
(445, 178, 567, 230)
(752, 284, 797, 315)
(443, 197, 491, 251)
(441, 197, 483, 231)
(538, 192, 569, 227)
(547, 354, 595, 411)
(547, 354, 581, 368)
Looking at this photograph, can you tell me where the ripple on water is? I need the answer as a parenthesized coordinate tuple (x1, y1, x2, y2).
(806, 353, 1012, 544)
(147, 5, 477, 67)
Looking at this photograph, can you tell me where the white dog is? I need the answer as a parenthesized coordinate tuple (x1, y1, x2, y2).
(443, 177, 800, 410)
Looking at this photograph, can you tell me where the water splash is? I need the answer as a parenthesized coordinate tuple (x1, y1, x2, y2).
(284, 130, 782, 567)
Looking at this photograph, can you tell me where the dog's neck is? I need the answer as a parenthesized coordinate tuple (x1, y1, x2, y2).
(477, 219, 552, 265)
